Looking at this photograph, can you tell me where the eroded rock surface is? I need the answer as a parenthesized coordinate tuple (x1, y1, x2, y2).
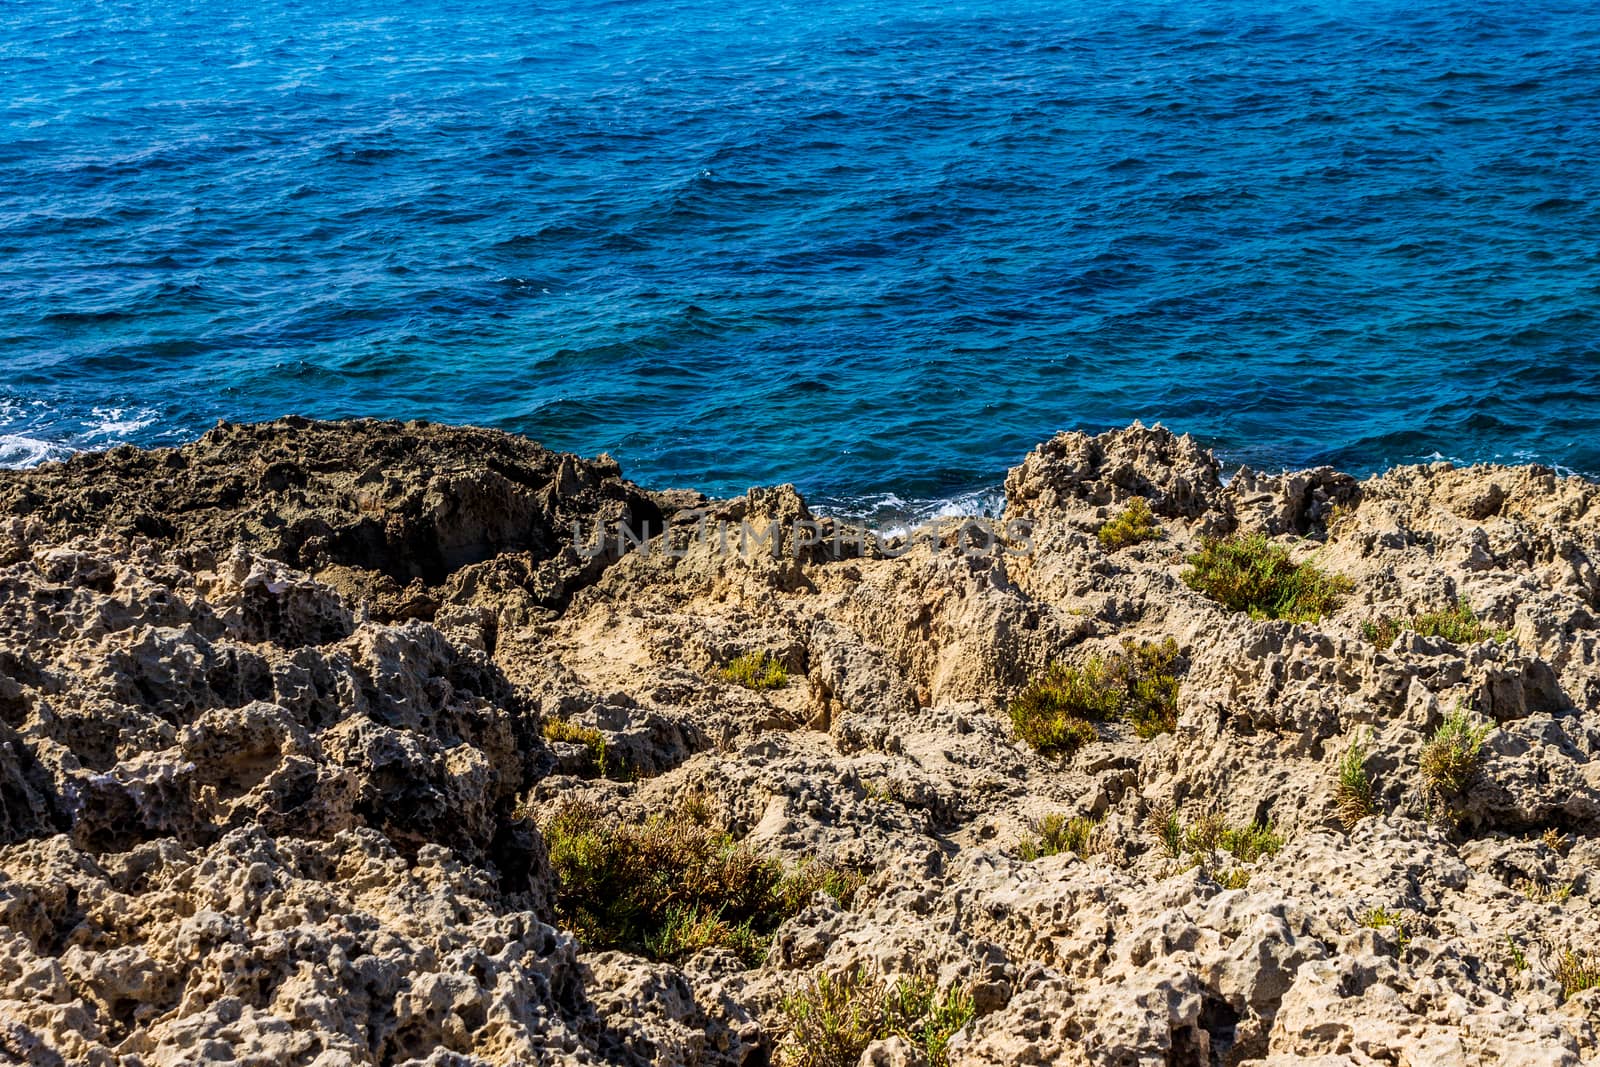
(1, 418, 1597, 1065)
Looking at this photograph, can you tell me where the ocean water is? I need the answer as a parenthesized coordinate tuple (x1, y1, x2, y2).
(3, 1, 1599, 513)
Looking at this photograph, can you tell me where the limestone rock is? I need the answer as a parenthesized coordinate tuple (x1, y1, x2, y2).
(2, 419, 1599, 1064)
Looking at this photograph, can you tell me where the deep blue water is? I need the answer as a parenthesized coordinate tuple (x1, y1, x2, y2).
(4, 1, 1600, 513)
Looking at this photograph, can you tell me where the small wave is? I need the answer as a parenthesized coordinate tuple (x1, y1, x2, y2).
(819, 485, 1007, 533)
(0, 434, 70, 468)
(0, 401, 162, 470)
(84, 406, 158, 439)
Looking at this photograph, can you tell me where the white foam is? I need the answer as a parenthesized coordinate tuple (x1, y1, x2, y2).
(0, 434, 69, 468)
(827, 485, 1008, 538)
(84, 406, 157, 439)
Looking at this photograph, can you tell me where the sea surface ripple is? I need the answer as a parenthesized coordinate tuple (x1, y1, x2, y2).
(3, 0, 1599, 513)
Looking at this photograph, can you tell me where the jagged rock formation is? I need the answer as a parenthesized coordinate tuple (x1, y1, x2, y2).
(0, 417, 1597, 1065)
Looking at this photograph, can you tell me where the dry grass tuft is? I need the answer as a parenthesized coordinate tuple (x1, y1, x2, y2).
(1335, 732, 1378, 828)
(1419, 706, 1491, 813)
(1017, 813, 1104, 862)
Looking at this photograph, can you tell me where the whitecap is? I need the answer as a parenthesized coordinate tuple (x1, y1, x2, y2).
(84, 406, 158, 439)
(0, 434, 70, 468)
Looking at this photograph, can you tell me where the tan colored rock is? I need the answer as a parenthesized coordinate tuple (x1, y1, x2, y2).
(2, 419, 1599, 1064)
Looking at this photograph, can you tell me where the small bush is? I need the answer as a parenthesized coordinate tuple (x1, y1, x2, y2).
(1335, 733, 1377, 828)
(720, 651, 789, 690)
(1217, 820, 1284, 863)
(543, 719, 608, 777)
(1507, 935, 1529, 972)
(541, 800, 859, 966)
(1009, 711, 1098, 758)
(780, 967, 881, 1067)
(1515, 878, 1574, 905)
(887, 977, 977, 1067)
(1149, 809, 1283, 866)
(1362, 599, 1505, 649)
(1552, 949, 1600, 1001)
(1098, 498, 1162, 551)
(1214, 868, 1253, 890)
(1154, 807, 1186, 859)
(648, 905, 765, 961)
(779, 967, 975, 1067)
(1541, 828, 1569, 855)
(1359, 906, 1410, 949)
(1419, 707, 1491, 807)
(1182, 534, 1351, 622)
(1009, 639, 1182, 756)
(1118, 638, 1184, 738)
(1017, 813, 1103, 861)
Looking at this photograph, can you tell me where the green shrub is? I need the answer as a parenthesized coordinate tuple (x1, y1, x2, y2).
(1154, 808, 1186, 859)
(1359, 617, 1400, 648)
(1216, 820, 1284, 863)
(1553, 949, 1600, 1001)
(779, 967, 975, 1067)
(720, 651, 789, 690)
(1335, 732, 1377, 829)
(1017, 813, 1103, 861)
(1009, 638, 1182, 756)
(1098, 498, 1162, 551)
(1359, 906, 1410, 949)
(542, 719, 608, 777)
(887, 977, 977, 1067)
(1507, 935, 1529, 973)
(648, 905, 766, 961)
(1362, 599, 1505, 649)
(1182, 534, 1351, 622)
(1008, 711, 1098, 758)
(1117, 638, 1184, 738)
(1214, 868, 1253, 889)
(1419, 707, 1491, 807)
(1150, 809, 1283, 865)
(541, 800, 859, 966)
(1514, 878, 1574, 904)
(779, 968, 883, 1067)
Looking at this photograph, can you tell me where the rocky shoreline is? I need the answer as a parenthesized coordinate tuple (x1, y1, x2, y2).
(1, 417, 1597, 1066)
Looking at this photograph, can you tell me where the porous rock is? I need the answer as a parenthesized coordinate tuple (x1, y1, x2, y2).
(1, 418, 1598, 1065)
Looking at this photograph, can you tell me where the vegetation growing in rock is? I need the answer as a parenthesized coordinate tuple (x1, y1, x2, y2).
(1361, 599, 1507, 649)
(1009, 638, 1182, 756)
(720, 651, 790, 690)
(542, 718, 607, 777)
(1017, 813, 1103, 861)
(779, 966, 976, 1067)
(1335, 732, 1377, 828)
(1215, 820, 1284, 862)
(1419, 707, 1492, 810)
(1151, 809, 1283, 886)
(1097, 497, 1162, 551)
(1009, 711, 1098, 758)
(1359, 907, 1410, 950)
(1552, 949, 1600, 1001)
(1181, 534, 1351, 622)
(541, 800, 859, 966)
(1515, 878, 1574, 904)
(1214, 868, 1254, 889)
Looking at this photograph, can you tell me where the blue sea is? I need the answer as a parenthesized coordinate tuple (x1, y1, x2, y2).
(3, 1, 1599, 514)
